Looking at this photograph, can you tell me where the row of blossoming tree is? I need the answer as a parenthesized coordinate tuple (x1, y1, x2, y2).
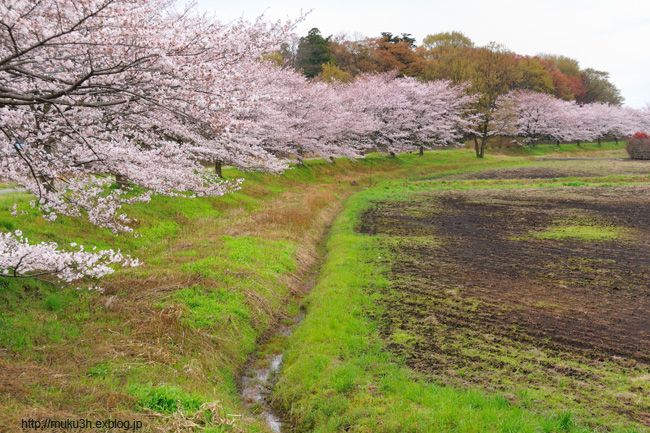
(492, 90, 650, 145)
(1, 0, 649, 285)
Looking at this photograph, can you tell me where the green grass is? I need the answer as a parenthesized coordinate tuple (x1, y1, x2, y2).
(275, 161, 648, 432)
(128, 383, 205, 414)
(498, 141, 625, 156)
(531, 224, 626, 241)
(0, 141, 635, 432)
(173, 286, 251, 330)
(0, 278, 88, 353)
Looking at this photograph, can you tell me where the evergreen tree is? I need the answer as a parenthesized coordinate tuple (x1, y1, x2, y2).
(296, 28, 332, 77)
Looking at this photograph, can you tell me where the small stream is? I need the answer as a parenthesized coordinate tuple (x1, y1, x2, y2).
(240, 310, 305, 432)
(239, 207, 334, 432)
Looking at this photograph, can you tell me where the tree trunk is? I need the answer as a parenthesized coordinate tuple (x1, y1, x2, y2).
(389, 151, 396, 158)
(214, 160, 223, 177)
(40, 138, 55, 193)
(597, 137, 601, 146)
(115, 174, 129, 189)
(473, 136, 481, 158)
(419, 145, 424, 156)
(615, 137, 619, 144)
(576, 140, 581, 147)
(329, 156, 336, 164)
(38, 174, 54, 193)
(556, 140, 560, 147)
(478, 136, 487, 158)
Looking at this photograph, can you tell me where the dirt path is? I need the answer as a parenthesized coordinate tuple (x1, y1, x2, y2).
(0, 187, 25, 195)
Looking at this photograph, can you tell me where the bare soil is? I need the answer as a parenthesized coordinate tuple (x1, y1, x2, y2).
(359, 177, 650, 428)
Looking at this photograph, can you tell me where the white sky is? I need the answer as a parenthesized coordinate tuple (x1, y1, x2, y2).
(195, 0, 650, 108)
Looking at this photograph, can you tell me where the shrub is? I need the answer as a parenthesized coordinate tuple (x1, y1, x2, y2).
(627, 132, 650, 159)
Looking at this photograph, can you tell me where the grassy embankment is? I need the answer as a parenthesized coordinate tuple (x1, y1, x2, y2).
(274, 144, 650, 433)
(0, 142, 633, 432)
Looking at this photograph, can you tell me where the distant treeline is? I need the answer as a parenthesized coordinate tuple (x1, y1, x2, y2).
(279, 29, 622, 106)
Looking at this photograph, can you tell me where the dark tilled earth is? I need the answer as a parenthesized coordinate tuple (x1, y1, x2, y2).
(359, 182, 650, 428)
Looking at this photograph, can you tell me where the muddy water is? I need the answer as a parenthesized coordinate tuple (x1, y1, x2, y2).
(240, 310, 305, 432)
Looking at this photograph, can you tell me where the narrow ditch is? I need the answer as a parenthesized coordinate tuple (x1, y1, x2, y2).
(238, 203, 340, 432)
(240, 309, 305, 432)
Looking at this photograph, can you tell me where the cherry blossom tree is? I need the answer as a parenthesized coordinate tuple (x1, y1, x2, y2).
(213, 68, 475, 165)
(0, 0, 296, 283)
(339, 73, 475, 155)
(495, 90, 646, 145)
(214, 63, 351, 169)
(494, 91, 565, 143)
(0, 230, 138, 285)
(0, 0, 296, 231)
(581, 103, 641, 143)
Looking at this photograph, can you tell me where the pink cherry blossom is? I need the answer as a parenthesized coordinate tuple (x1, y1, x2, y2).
(0, 0, 295, 230)
(0, 230, 139, 284)
(495, 90, 647, 143)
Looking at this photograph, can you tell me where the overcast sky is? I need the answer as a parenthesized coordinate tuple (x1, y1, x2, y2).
(195, 0, 649, 108)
